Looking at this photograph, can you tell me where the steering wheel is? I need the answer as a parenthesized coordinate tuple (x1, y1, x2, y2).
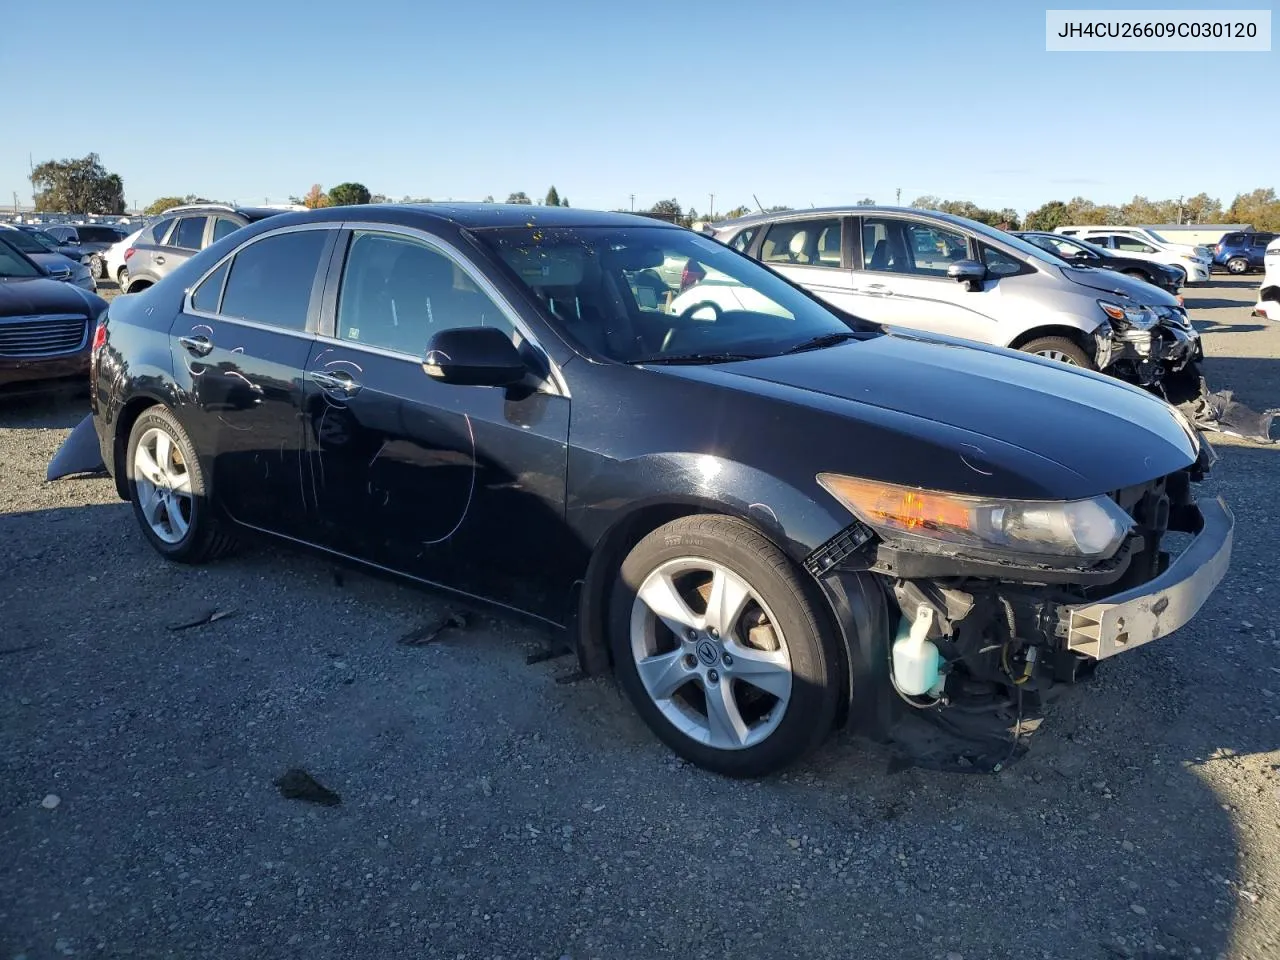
(677, 300, 723, 322)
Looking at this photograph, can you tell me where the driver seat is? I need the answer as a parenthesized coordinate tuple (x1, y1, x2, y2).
(787, 229, 812, 264)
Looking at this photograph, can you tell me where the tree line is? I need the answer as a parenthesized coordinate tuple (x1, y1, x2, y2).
(25, 154, 1280, 233)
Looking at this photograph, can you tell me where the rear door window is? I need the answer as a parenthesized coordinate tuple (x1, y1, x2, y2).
(169, 216, 208, 251)
(218, 229, 330, 331)
(760, 218, 843, 268)
(1113, 236, 1157, 254)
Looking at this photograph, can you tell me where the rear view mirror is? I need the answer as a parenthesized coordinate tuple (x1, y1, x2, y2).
(947, 259, 988, 291)
(422, 326, 527, 387)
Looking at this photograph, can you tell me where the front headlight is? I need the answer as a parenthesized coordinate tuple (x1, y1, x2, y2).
(817, 474, 1134, 561)
(1099, 299, 1156, 330)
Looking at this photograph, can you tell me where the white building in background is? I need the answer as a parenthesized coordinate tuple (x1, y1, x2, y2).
(1143, 223, 1254, 246)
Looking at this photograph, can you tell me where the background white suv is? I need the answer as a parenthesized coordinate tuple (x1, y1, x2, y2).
(1256, 237, 1280, 321)
(1054, 225, 1212, 262)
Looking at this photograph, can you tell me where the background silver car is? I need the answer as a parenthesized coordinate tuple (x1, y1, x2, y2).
(701, 206, 1199, 385)
(0, 227, 96, 291)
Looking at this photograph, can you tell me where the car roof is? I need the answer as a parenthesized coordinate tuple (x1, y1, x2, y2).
(708, 206, 992, 232)
(252, 203, 684, 231)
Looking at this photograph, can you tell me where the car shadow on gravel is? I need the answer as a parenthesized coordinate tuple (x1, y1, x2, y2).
(0, 391, 92, 431)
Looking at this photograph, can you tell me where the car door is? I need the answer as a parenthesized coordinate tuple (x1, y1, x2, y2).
(127, 216, 176, 284)
(156, 215, 209, 280)
(175, 224, 338, 537)
(851, 216, 1002, 343)
(756, 216, 860, 314)
(304, 225, 572, 621)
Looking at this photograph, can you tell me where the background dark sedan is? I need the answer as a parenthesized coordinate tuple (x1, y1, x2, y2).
(0, 240, 107, 397)
(0, 227, 97, 291)
(1016, 231, 1185, 295)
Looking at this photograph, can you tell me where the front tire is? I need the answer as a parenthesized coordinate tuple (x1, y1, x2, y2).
(126, 407, 236, 563)
(609, 515, 841, 777)
(89, 253, 103, 278)
(1019, 336, 1096, 369)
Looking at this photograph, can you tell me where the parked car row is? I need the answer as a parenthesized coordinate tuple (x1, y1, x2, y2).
(1214, 231, 1277, 275)
(0, 225, 97, 292)
(42, 203, 1232, 777)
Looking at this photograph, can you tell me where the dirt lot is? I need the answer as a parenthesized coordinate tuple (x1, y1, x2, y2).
(2, 279, 1278, 960)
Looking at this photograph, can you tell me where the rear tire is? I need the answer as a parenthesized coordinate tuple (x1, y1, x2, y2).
(1019, 336, 1095, 369)
(609, 515, 840, 777)
(89, 253, 103, 278)
(116, 267, 128, 290)
(126, 406, 236, 564)
(1227, 257, 1249, 275)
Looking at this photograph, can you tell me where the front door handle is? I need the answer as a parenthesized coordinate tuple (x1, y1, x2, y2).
(863, 283, 894, 297)
(154, 255, 166, 265)
(310, 370, 362, 396)
(178, 334, 213, 357)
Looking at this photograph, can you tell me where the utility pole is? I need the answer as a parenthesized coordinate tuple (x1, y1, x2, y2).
(709, 193, 714, 219)
(629, 193, 635, 212)
(895, 187, 901, 205)
(1177, 195, 1184, 224)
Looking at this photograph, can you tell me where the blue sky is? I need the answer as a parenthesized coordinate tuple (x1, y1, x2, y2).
(4, 0, 1275, 215)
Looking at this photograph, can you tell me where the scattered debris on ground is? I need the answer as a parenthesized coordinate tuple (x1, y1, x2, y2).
(397, 611, 469, 646)
(273, 768, 342, 807)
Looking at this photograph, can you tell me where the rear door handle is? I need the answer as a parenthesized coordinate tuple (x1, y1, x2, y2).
(862, 283, 894, 297)
(178, 334, 213, 357)
(310, 370, 362, 396)
(154, 255, 166, 265)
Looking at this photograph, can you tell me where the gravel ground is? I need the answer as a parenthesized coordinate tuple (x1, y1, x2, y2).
(1, 279, 1278, 960)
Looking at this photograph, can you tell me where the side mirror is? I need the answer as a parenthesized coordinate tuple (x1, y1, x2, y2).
(47, 265, 73, 280)
(946, 259, 988, 291)
(422, 326, 527, 387)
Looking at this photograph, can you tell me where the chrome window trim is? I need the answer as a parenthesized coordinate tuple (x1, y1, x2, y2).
(327, 221, 569, 397)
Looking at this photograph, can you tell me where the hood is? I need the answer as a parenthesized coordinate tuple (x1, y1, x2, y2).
(1057, 264, 1178, 304)
(670, 333, 1199, 501)
(0, 277, 95, 318)
(26, 251, 82, 273)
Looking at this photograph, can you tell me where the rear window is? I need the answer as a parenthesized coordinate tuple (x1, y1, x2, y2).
(169, 216, 208, 250)
(77, 226, 124, 243)
(145, 218, 176, 246)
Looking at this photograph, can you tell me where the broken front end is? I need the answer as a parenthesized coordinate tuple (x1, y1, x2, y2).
(808, 442, 1231, 765)
(1097, 304, 1201, 389)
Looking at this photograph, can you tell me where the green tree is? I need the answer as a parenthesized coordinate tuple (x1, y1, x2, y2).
(1182, 192, 1222, 224)
(506, 191, 531, 204)
(144, 196, 186, 215)
(1227, 188, 1280, 231)
(910, 195, 943, 210)
(646, 199, 683, 222)
(1065, 196, 1121, 226)
(31, 153, 125, 214)
(328, 182, 372, 206)
(722, 205, 751, 219)
(544, 185, 560, 207)
(1025, 200, 1068, 231)
(369, 193, 389, 204)
(482, 195, 495, 203)
(560, 196, 569, 207)
(856, 197, 876, 206)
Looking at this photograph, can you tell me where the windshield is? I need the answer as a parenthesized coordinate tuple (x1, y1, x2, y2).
(0, 229, 48, 254)
(956, 217, 1065, 267)
(472, 225, 861, 363)
(23, 230, 59, 251)
(1022, 233, 1107, 262)
(0, 238, 44, 278)
(1146, 228, 1168, 243)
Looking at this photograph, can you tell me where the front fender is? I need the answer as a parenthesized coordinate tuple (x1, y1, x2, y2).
(570, 450, 849, 563)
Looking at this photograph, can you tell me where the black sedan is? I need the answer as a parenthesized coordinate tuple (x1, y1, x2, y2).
(0, 240, 108, 397)
(1016, 231, 1185, 296)
(48, 205, 1231, 776)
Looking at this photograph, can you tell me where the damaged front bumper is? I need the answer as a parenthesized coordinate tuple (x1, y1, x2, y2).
(1058, 496, 1232, 660)
(1104, 322, 1201, 385)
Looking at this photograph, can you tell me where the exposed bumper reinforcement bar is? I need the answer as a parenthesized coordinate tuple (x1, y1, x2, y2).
(1061, 496, 1233, 660)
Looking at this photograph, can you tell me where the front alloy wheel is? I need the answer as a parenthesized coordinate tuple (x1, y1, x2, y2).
(610, 515, 840, 777)
(89, 253, 103, 278)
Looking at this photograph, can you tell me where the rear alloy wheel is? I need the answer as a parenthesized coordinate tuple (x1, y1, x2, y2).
(116, 267, 128, 290)
(610, 515, 840, 777)
(1019, 336, 1095, 369)
(89, 253, 103, 278)
(1227, 257, 1249, 275)
(126, 407, 235, 563)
